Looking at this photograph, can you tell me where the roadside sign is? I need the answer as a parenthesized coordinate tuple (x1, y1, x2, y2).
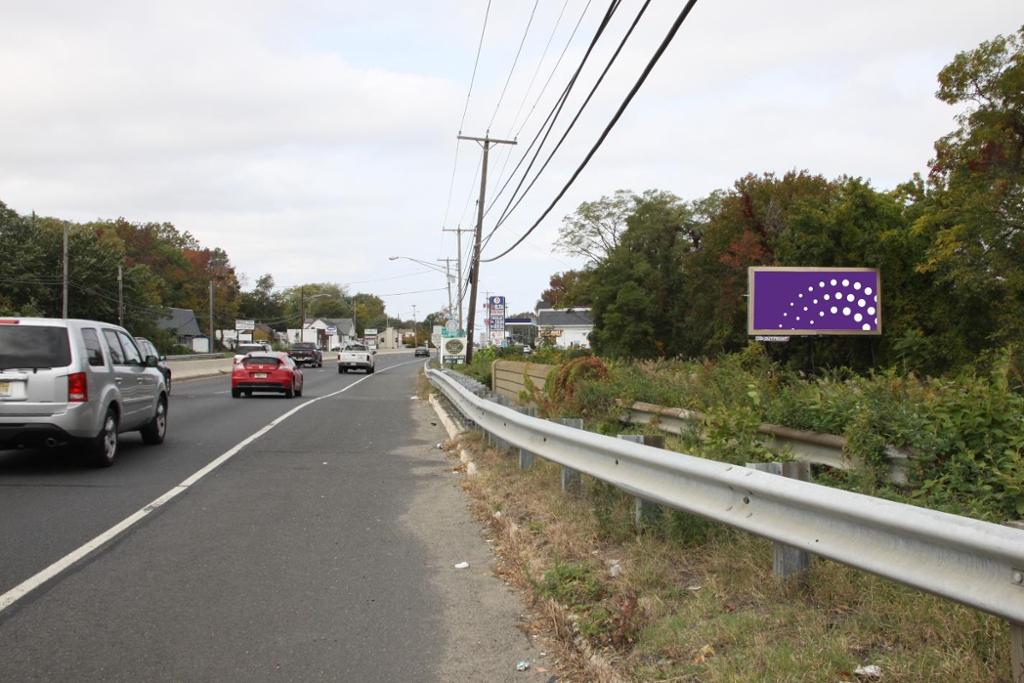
(442, 336, 467, 365)
(235, 319, 255, 331)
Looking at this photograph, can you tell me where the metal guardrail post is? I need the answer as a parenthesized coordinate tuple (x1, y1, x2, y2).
(1012, 621, 1024, 683)
(425, 367, 1024, 634)
(518, 407, 537, 469)
(558, 418, 584, 494)
(619, 434, 665, 530)
(747, 461, 813, 579)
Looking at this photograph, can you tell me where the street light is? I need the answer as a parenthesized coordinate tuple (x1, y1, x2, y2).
(387, 255, 453, 277)
(387, 255, 458, 326)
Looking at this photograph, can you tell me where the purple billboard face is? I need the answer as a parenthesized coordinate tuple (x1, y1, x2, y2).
(748, 267, 881, 336)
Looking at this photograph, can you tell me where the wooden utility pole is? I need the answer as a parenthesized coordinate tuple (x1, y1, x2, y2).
(117, 266, 124, 326)
(299, 286, 305, 343)
(436, 257, 455, 323)
(208, 281, 214, 351)
(62, 223, 69, 319)
(412, 304, 418, 346)
(442, 225, 471, 331)
(457, 133, 516, 363)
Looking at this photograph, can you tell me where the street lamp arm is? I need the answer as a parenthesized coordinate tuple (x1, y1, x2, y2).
(387, 255, 454, 279)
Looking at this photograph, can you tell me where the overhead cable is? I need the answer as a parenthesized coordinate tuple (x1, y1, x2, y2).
(487, 0, 540, 131)
(484, 0, 654, 246)
(482, 0, 700, 263)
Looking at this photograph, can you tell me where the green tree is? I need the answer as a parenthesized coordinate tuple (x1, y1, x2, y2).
(912, 25, 1024, 346)
(589, 191, 693, 358)
(555, 190, 636, 266)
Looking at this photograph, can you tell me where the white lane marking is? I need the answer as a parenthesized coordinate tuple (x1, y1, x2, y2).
(0, 357, 423, 614)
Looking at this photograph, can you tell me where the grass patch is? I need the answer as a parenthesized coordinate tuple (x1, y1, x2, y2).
(446, 424, 1010, 682)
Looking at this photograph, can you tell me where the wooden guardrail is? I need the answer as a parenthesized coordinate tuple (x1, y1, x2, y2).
(491, 360, 557, 404)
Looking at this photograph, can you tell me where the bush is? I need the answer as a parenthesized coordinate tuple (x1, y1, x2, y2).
(537, 346, 1024, 522)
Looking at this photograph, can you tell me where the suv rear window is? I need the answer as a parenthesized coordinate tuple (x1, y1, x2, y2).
(292, 343, 315, 349)
(0, 325, 71, 369)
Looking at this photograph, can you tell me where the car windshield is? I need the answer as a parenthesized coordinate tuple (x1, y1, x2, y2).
(0, 325, 71, 369)
(237, 345, 265, 354)
(292, 343, 315, 349)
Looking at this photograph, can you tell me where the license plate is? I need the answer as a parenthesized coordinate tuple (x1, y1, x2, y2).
(0, 381, 9, 397)
(253, 373, 268, 379)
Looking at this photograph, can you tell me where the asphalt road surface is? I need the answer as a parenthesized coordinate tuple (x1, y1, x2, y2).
(0, 353, 550, 681)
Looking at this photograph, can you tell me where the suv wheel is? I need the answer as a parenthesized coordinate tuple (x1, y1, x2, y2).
(86, 408, 119, 467)
(141, 396, 168, 445)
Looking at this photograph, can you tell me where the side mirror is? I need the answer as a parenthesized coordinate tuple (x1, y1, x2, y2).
(145, 355, 160, 368)
(159, 355, 167, 362)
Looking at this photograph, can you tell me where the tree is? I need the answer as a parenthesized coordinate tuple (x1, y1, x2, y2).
(536, 270, 593, 310)
(555, 190, 636, 266)
(238, 274, 285, 327)
(589, 191, 693, 358)
(912, 25, 1024, 346)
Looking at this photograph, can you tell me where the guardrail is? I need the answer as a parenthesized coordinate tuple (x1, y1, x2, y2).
(427, 365, 1024, 676)
(489, 359, 910, 482)
(623, 401, 912, 484)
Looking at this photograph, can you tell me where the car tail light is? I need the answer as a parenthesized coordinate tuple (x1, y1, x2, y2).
(0, 319, 19, 324)
(68, 372, 88, 402)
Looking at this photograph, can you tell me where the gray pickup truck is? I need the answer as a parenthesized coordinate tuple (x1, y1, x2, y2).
(288, 341, 323, 368)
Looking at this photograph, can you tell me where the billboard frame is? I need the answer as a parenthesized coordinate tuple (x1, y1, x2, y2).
(747, 266, 882, 337)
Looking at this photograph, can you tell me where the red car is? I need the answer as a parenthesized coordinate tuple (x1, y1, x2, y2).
(231, 352, 303, 398)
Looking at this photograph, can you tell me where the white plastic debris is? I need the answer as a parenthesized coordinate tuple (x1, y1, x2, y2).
(466, 462, 478, 476)
(608, 561, 622, 578)
(854, 664, 882, 679)
(454, 561, 470, 569)
(515, 661, 530, 672)
(493, 510, 503, 519)
(436, 442, 443, 449)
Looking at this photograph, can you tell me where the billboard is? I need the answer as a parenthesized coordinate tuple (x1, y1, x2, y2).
(748, 267, 881, 336)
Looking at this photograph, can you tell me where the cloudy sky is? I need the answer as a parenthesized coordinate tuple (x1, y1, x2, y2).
(0, 1, 1019, 324)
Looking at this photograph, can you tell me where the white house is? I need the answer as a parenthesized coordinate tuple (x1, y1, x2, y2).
(536, 308, 594, 349)
(286, 317, 357, 350)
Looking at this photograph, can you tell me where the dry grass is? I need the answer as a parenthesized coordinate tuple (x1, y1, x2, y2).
(442, 428, 1010, 683)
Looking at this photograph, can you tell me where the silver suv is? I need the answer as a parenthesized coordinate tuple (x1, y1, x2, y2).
(0, 317, 168, 467)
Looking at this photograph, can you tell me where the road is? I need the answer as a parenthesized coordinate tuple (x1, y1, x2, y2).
(0, 353, 549, 681)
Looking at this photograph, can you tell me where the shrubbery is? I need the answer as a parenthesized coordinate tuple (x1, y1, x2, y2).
(522, 343, 1024, 523)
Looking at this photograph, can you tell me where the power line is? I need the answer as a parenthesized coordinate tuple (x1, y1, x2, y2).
(487, 0, 585, 202)
(376, 286, 449, 297)
(482, 0, 620, 226)
(487, 0, 540, 132)
(484, 0, 654, 247)
(482, 0, 700, 263)
(459, 0, 493, 134)
(442, 0, 494, 230)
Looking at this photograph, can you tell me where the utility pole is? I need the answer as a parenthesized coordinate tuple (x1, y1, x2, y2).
(412, 304, 418, 346)
(208, 281, 214, 352)
(442, 225, 471, 331)
(458, 132, 516, 363)
(299, 286, 305, 343)
(436, 257, 455, 323)
(62, 223, 69, 319)
(117, 265, 124, 326)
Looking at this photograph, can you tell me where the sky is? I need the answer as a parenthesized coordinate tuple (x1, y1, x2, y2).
(0, 1, 1020, 325)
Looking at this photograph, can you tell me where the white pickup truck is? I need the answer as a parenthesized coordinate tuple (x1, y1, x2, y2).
(338, 343, 375, 374)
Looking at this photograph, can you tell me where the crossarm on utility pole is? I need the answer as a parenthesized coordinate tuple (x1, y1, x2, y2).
(459, 133, 516, 363)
